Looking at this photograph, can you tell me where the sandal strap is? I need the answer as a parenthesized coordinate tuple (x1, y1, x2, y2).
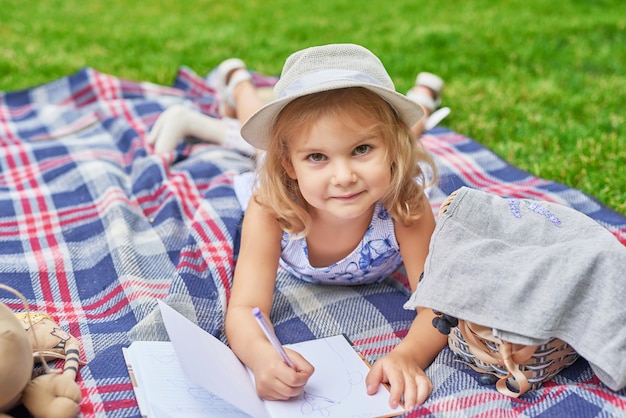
(416, 72, 444, 107)
(407, 72, 444, 111)
(217, 58, 246, 87)
(225, 69, 252, 108)
(406, 91, 436, 113)
(216, 58, 248, 112)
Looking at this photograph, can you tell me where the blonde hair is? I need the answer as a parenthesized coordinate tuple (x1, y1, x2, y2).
(255, 87, 436, 235)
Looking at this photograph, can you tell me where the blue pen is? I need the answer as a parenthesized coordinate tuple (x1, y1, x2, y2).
(252, 307, 295, 369)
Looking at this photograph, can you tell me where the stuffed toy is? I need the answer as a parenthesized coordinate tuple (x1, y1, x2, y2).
(0, 284, 82, 418)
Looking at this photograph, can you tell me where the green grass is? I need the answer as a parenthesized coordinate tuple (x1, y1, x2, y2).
(1, 0, 624, 213)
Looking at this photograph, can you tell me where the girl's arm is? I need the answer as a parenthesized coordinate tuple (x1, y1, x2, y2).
(396, 194, 435, 293)
(225, 197, 314, 400)
(366, 195, 447, 410)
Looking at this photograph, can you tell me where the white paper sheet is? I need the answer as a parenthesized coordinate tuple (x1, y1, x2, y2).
(158, 300, 268, 418)
(123, 342, 250, 418)
(157, 300, 404, 418)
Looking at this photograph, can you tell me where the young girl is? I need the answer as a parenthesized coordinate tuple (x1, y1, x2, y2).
(148, 43, 448, 410)
(218, 43, 448, 411)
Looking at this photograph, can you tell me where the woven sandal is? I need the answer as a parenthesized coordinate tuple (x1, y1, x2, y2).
(407, 72, 449, 130)
(406, 72, 444, 112)
(216, 58, 252, 116)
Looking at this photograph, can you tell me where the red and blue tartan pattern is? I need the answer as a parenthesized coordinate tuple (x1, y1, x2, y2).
(0, 66, 624, 417)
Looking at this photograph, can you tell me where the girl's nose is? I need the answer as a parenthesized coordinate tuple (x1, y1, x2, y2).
(330, 161, 357, 186)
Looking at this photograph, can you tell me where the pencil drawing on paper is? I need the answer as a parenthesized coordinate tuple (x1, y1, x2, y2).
(297, 338, 365, 416)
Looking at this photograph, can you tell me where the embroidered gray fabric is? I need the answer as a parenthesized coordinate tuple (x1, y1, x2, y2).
(404, 186, 626, 391)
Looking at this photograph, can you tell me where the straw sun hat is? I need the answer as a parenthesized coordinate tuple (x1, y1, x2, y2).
(240, 43, 425, 150)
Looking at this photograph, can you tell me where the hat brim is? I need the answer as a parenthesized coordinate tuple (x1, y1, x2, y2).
(240, 81, 425, 150)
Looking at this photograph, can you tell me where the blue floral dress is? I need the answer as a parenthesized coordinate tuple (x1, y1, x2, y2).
(279, 202, 402, 285)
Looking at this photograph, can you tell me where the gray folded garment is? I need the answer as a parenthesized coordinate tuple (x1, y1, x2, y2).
(405, 186, 626, 391)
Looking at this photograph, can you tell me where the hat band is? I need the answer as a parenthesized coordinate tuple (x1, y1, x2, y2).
(279, 69, 385, 99)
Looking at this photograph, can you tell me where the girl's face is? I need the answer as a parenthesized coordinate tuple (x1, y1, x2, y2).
(283, 111, 391, 223)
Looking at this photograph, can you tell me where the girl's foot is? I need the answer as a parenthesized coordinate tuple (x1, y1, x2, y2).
(217, 58, 252, 118)
(407, 72, 450, 131)
(406, 72, 444, 115)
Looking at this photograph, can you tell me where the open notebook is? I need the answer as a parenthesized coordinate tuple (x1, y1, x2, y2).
(123, 301, 404, 418)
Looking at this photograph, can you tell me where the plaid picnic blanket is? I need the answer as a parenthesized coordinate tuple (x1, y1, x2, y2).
(1, 66, 625, 418)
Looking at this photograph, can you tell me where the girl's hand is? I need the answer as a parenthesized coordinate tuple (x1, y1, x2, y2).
(251, 345, 315, 400)
(365, 344, 433, 411)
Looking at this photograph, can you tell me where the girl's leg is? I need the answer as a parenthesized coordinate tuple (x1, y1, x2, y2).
(407, 72, 446, 138)
(217, 57, 266, 125)
(409, 84, 435, 138)
(230, 76, 266, 126)
(148, 59, 265, 155)
(219, 63, 267, 158)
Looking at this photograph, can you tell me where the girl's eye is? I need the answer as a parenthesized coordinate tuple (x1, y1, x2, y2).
(353, 144, 371, 155)
(307, 153, 326, 162)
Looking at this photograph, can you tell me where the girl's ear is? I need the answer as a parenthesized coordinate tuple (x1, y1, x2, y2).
(282, 158, 297, 179)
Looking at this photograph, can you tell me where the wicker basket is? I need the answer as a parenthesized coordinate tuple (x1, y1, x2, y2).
(437, 190, 580, 397)
(448, 320, 579, 397)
